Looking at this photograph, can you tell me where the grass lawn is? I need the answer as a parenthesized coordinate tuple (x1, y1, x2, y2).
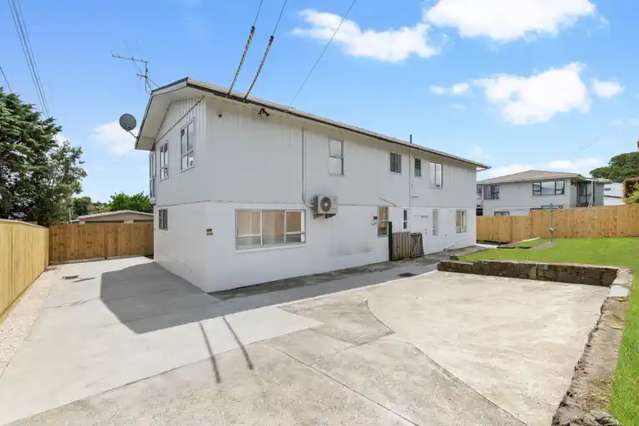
(463, 237, 639, 424)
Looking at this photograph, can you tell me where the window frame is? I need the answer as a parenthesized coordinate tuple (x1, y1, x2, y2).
(328, 138, 344, 176)
(484, 184, 500, 200)
(158, 209, 168, 230)
(432, 209, 439, 236)
(377, 206, 389, 237)
(455, 209, 467, 234)
(159, 143, 169, 181)
(180, 119, 195, 172)
(414, 158, 422, 178)
(149, 152, 156, 198)
(403, 209, 408, 230)
(389, 152, 402, 174)
(429, 162, 443, 189)
(532, 180, 565, 196)
(235, 209, 306, 250)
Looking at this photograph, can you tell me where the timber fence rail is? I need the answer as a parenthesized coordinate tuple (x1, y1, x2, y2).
(0, 220, 49, 317)
(477, 204, 639, 243)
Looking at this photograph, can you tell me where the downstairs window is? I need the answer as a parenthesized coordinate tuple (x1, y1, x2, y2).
(236, 209, 305, 250)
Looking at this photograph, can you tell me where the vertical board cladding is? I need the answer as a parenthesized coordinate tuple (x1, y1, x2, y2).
(0, 220, 49, 317)
(49, 223, 153, 263)
(477, 204, 639, 243)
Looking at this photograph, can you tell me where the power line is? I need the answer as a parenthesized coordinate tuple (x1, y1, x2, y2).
(228, 0, 264, 95)
(243, 0, 289, 100)
(290, 0, 357, 106)
(7, 0, 50, 116)
(0, 66, 12, 92)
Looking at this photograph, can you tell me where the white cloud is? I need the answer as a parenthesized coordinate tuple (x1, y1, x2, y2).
(293, 9, 438, 63)
(90, 121, 135, 156)
(591, 79, 624, 98)
(425, 0, 596, 42)
(481, 157, 604, 179)
(430, 82, 469, 96)
(475, 62, 589, 125)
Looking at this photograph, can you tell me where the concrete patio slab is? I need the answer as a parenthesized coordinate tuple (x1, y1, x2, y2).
(366, 271, 609, 425)
(0, 256, 608, 425)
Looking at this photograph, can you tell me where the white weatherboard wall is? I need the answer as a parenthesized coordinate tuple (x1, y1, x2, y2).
(153, 96, 477, 292)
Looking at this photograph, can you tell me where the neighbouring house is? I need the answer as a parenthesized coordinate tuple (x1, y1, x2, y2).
(134, 78, 488, 292)
(71, 210, 153, 224)
(477, 170, 607, 216)
(604, 183, 625, 206)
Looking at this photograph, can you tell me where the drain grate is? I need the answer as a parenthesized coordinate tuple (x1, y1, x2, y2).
(398, 272, 417, 278)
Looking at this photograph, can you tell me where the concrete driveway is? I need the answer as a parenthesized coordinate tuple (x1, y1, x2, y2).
(0, 256, 607, 425)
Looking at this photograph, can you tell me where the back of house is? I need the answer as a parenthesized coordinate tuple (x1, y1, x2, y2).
(135, 78, 488, 292)
(477, 170, 606, 216)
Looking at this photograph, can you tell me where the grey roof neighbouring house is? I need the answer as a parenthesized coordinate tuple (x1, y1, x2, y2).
(478, 170, 599, 185)
(73, 210, 153, 224)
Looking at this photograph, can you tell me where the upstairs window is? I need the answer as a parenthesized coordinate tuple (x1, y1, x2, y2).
(390, 153, 402, 174)
(455, 209, 467, 233)
(329, 139, 344, 175)
(414, 158, 422, 177)
(159, 143, 169, 180)
(532, 180, 565, 196)
(180, 120, 195, 171)
(429, 162, 443, 188)
(149, 152, 156, 198)
(484, 185, 500, 200)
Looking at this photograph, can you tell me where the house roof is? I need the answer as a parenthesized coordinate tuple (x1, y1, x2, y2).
(77, 210, 154, 220)
(478, 170, 599, 185)
(134, 77, 490, 170)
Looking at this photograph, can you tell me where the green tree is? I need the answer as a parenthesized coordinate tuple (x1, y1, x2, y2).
(626, 188, 639, 204)
(0, 89, 86, 225)
(72, 196, 93, 218)
(591, 152, 639, 182)
(105, 192, 152, 213)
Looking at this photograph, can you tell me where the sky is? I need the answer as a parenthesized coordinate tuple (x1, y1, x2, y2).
(1, 0, 638, 202)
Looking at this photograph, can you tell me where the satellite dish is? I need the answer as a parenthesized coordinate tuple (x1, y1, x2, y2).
(119, 113, 137, 132)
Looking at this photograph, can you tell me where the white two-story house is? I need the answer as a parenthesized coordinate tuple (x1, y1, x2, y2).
(477, 170, 606, 216)
(135, 78, 488, 292)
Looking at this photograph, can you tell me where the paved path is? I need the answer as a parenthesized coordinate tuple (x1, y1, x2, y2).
(0, 257, 607, 425)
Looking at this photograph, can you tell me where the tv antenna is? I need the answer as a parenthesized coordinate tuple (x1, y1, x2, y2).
(112, 53, 157, 93)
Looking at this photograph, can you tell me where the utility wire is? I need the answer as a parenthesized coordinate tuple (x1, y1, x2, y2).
(228, 0, 264, 95)
(290, 0, 357, 106)
(7, 0, 50, 116)
(243, 0, 288, 100)
(0, 65, 12, 92)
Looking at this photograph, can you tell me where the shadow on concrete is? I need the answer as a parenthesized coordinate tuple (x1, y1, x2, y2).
(99, 252, 453, 335)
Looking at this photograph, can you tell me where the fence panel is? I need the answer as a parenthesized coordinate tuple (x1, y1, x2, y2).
(478, 204, 639, 243)
(49, 223, 153, 264)
(0, 220, 49, 317)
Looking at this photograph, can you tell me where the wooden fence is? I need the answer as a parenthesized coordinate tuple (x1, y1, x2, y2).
(391, 231, 424, 260)
(477, 204, 639, 243)
(0, 220, 49, 317)
(49, 223, 153, 264)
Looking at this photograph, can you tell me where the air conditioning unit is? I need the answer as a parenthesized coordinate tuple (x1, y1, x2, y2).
(314, 195, 338, 217)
